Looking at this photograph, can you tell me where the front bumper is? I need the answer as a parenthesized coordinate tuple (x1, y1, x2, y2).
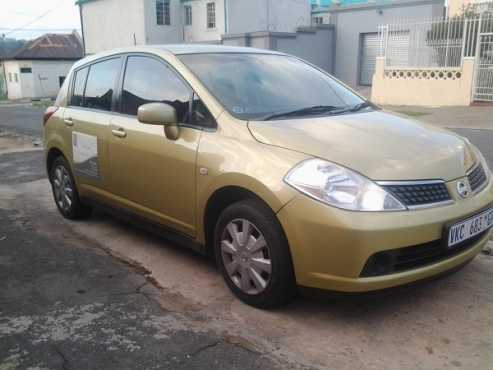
(277, 175, 493, 292)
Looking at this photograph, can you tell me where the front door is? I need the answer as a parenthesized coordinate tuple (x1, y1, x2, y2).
(108, 55, 201, 236)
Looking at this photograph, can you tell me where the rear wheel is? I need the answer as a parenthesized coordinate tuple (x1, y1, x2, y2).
(49, 156, 92, 219)
(214, 199, 296, 308)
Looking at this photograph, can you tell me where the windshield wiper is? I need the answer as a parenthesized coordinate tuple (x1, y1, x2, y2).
(262, 105, 344, 121)
(345, 101, 373, 113)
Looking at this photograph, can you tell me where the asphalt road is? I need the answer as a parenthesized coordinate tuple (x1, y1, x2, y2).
(0, 148, 285, 369)
(0, 104, 44, 137)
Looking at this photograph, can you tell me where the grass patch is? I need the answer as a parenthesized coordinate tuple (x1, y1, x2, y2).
(31, 100, 54, 108)
(395, 110, 430, 118)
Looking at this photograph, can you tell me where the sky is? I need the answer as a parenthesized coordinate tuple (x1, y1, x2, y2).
(0, 0, 81, 40)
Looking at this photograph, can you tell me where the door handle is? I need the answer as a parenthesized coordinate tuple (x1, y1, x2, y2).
(111, 128, 127, 138)
(64, 118, 73, 126)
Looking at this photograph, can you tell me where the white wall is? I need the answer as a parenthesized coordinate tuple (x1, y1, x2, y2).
(82, 0, 146, 54)
(31, 60, 75, 99)
(5, 60, 75, 100)
(4, 61, 22, 100)
(183, 0, 226, 42)
(144, 0, 184, 44)
(267, 0, 311, 32)
(228, 0, 311, 34)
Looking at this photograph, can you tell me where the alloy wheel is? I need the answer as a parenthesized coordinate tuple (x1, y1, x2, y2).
(52, 165, 74, 212)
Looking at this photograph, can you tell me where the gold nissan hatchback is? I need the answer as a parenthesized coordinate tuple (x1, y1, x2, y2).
(44, 45, 493, 308)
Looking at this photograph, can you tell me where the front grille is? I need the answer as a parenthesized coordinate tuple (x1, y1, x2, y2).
(360, 231, 487, 277)
(381, 182, 451, 207)
(468, 163, 487, 192)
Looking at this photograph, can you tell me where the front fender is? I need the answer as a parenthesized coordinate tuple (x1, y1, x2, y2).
(195, 130, 309, 244)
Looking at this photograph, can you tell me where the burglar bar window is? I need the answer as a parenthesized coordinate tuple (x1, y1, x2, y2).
(185, 5, 192, 26)
(206, 2, 215, 29)
(156, 0, 170, 26)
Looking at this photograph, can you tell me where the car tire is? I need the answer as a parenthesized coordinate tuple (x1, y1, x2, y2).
(49, 156, 92, 220)
(214, 198, 296, 308)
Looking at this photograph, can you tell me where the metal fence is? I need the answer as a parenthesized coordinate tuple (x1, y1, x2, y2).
(378, 14, 493, 69)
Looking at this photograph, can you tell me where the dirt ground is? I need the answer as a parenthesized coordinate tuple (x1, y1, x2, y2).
(1, 132, 492, 370)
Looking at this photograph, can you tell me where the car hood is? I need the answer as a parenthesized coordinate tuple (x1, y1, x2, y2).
(248, 110, 476, 181)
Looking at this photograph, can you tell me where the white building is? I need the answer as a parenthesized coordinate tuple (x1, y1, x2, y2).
(2, 33, 83, 100)
(77, 0, 312, 53)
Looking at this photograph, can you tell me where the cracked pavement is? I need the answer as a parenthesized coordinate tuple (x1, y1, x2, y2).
(0, 183, 284, 370)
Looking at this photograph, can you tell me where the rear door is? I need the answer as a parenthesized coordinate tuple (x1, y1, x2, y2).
(62, 57, 123, 193)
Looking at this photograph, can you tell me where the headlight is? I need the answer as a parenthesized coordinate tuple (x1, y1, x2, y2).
(284, 159, 406, 211)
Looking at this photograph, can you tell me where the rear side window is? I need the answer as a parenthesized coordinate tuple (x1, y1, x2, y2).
(71, 67, 88, 107)
(121, 56, 191, 122)
(83, 58, 121, 111)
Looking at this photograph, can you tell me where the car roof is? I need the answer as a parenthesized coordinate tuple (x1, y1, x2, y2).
(73, 44, 287, 69)
(152, 44, 286, 55)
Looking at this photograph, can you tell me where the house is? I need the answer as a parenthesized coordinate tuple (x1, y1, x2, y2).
(2, 33, 83, 100)
(77, 0, 450, 89)
(76, 0, 312, 53)
(312, 0, 444, 87)
(446, 0, 493, 17)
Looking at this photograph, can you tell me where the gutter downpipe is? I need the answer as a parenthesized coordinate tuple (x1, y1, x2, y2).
(224, 0, 229, 35)
(1, 60, 8, 99)
(78, 4, 86, 55)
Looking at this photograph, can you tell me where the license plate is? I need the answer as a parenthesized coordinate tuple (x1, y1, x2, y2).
(448, 207, 493, 247)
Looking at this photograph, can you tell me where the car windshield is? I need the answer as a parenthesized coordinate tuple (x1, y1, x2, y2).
(178, 53, 366, 121)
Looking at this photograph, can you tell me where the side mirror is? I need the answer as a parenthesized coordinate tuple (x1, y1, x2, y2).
(137, 102, 178, 125)
(137, 102, 180, 140)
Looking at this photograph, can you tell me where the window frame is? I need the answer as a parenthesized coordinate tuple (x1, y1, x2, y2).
(68, 55, 124, 113)
(184, 5, 192, 26)
(156, 0, 171, 26)
(115, 53, 216, 131)
(206, 2, 215, 29)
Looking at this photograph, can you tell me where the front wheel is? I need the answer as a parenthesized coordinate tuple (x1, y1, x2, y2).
(214, 199, 296, 308)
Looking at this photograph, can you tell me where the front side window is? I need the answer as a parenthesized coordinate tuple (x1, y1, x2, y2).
(179, 53, 364, 121)
(206, 2, 215, 29)
(14, 73, 18, 83)
(83, 58, 121, 111)
(8, 72, 12, 82)
(185, 5, 192, 26)
(156, 0, 170, 25)
(121, 56, 191, 122)
(71, 66, 89, 107)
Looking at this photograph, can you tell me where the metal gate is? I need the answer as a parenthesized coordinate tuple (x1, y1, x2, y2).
(359, 33, 379, 86)
(474, 33, 493, 101)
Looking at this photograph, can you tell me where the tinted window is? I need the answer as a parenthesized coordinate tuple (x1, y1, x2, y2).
(121, 56, 191, 122)
(71, 67, 88, 107)
(84, 58, 121, 111)
(179, 53, 364, 120)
